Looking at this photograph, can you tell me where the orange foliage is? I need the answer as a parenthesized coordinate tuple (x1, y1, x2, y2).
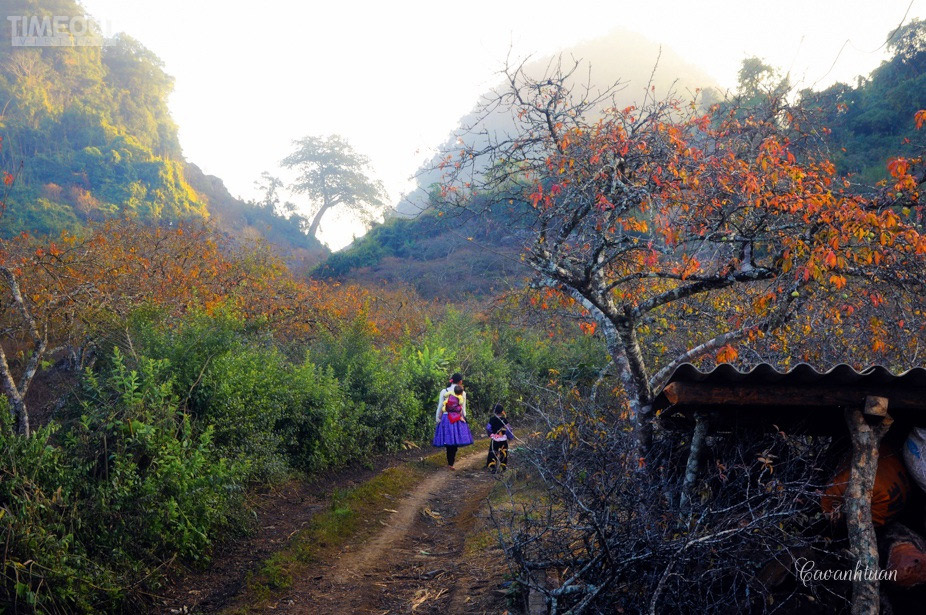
(441, 64, 926, 402)
(915, 109, 926, 130)
(0, 219, 424, 366)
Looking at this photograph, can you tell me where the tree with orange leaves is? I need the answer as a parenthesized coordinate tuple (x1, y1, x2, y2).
(0, 197, 307, 436)
(435, 58, 926, 453)
(0, 204, 428, 435)
(0, 220, 233, 435)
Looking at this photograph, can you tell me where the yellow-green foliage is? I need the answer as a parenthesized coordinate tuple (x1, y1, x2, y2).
(0, 1, 207, 236)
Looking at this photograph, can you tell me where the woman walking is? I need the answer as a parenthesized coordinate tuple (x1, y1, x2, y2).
(433, 373, 473, 469)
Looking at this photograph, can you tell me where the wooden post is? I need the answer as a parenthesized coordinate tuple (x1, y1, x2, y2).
(844, 396, 892, 615)
(527, 569, 555, 615)
(680, 412, 708, 511)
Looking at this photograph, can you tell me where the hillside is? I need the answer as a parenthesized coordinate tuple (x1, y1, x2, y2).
(183, 162, 328, 268)
(800, 18, 926, 182)
(315, 208, 527, 298)
(0, 0, 324, 261)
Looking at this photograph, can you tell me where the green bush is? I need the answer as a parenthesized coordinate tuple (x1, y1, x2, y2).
(0, 413, 101, 614)
(0, 349, 245, 613)
(279, 361, 351, 472)
(311, 315, 425, 454)
(195, 347, 294, 480)
(70, 350, 245, 561)
(125, 306, 246, 401)
(416, 310, 512, 423)
(127, 308, 356, 479)
(198, 347, 355, 479)
(402, 342, 452, 416)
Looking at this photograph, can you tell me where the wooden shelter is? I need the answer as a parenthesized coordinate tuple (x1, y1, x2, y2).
(655, 363, 926, 434)
(654, 363, 926, 615)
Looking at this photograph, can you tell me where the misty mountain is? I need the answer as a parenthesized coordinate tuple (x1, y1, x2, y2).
(398, 27, 718, 216)
(317, 29, 718, 295)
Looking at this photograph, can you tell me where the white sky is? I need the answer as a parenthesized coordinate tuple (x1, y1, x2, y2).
(79, 0, 923, 249)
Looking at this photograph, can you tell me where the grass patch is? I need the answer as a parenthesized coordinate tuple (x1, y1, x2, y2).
(463, 527, 497, 557)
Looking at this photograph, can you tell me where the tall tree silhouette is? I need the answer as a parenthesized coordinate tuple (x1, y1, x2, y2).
(282, 135, 386, 240)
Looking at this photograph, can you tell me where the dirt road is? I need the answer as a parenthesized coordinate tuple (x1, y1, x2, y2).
(161, 448, 433, 614)
(255, 451, 505, 615)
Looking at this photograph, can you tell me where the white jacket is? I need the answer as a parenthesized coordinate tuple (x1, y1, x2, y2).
(436, 385, 467, 422)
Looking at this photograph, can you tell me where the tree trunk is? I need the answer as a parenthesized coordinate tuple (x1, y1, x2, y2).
(613, 310, 656, 459)
(844, 398, 892, 615)
(680, 412, 709, 511)
(307, 196, 334, 239)
(589, 360, 612, 403)
(0, 266, 46, 436)
(0, 344, 30, 436)
(547, 282, 656, 458)
(0, 374, 29, 436)
(11, 396, 29, 436)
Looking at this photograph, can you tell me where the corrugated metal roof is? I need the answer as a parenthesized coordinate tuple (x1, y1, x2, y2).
(653, 363, 926, 429)
(660, 363, 926, 390)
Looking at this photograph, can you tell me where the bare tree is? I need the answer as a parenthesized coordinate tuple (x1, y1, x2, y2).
(490, 390, 842, 614)
(0, 266, 47, 435)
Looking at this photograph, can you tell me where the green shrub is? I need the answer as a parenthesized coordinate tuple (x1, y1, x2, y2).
(0, 413, 104, 614)
(72, 350, 245, 560)
(127, 307, 355, 477)
(279, 361, 350, 472)
(197, 346, 353, 478)
(0, 349, 246, 613)
(311, 315, 425, 454)
(125, 306, 246, 401)
(195, 347, 293, 480)
(418, 310, 512, 423)
(402, 342, 452, 415)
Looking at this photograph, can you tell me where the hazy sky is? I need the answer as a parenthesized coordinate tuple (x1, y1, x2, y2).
(79, 0, 923, 249)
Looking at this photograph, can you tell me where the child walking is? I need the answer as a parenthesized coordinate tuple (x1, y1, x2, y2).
(486, 404, 514, 474)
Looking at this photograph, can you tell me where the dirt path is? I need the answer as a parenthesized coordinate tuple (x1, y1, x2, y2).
(160, 447, 430, 614)
(253, 451, 506, 615)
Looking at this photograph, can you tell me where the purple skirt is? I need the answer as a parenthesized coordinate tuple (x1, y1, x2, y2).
(433, 414, 474, 447)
